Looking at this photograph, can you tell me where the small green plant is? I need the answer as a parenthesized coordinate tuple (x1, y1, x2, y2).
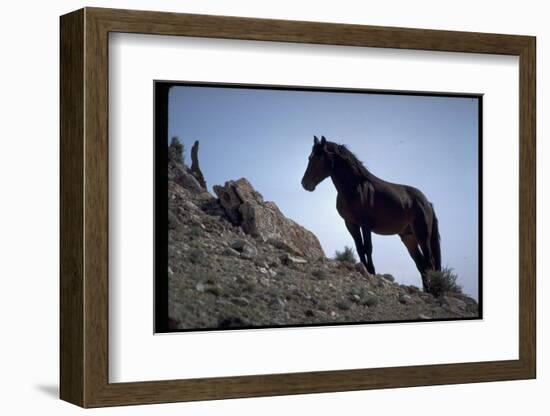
(334, 246, 357, 264)
(425, 267, 463, 297)
(169, 136, 184, 164)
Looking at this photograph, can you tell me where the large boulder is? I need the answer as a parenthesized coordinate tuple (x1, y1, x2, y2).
(213, 178, 325, 260)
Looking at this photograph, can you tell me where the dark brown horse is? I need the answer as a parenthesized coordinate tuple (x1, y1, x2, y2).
(301, 136, 441, 291)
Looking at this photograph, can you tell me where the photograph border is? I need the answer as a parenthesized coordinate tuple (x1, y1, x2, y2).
(60, 7, 535, 407)
(153, 80, 484, 334)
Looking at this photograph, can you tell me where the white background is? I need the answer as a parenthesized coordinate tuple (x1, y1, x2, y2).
(0, 0, 546, 414)
(110, 34, 519, 382)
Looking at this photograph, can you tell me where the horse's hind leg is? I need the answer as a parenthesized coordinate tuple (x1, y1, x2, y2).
(399, 230, 428, 290)
(413, 214, 435, 272)
(345, 221, 368, 270)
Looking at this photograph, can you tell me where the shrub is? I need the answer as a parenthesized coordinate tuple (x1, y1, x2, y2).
(334, 246, 357, 264)
(425, 267, 462, 297)
(169, 136, 184, 164)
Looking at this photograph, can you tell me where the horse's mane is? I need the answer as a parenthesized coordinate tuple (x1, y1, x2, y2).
(325, 141, 371, 181)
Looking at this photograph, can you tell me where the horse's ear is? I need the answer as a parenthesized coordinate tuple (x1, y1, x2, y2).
(314, 136, 319, 145)
(320, 136, 327, 145)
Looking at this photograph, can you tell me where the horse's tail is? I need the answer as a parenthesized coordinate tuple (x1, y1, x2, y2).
(430, 204, 442, 271)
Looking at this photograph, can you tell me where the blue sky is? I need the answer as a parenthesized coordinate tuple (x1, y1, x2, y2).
(167, 85, 480, 299)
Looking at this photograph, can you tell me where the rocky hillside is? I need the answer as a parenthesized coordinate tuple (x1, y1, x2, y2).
(167, 140, 478, 330)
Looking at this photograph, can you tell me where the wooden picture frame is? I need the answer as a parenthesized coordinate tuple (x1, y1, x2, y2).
(60, 7, 536, 408)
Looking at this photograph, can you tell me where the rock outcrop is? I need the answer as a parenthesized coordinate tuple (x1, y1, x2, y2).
(190, 140, 207, 190)
(213, 178, 325, 260)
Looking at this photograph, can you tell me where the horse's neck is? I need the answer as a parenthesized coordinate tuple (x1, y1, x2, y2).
(330, 158, 372, 196)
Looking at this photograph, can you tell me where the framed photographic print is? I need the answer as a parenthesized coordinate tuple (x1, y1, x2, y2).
(155, 82, 483, 333)
(60, 7, 536, 408)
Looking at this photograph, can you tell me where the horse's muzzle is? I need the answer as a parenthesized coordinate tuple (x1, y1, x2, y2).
(301, 179, 315, 192)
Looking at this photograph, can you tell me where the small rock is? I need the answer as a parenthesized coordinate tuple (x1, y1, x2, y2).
(382, 274, 395, 282)
(231, 239, 248, 251)
(268, 269, 278, 278)
(398, 294, 413, 304)
(269, 298, 285, 309)
(168, 267, 174, 276)
(280, 253, 307, 265)
(184, 200, 200, 211)
(349, 294, 361, 303)
(268, 238, 303, 257)
(232, 297, 250, 307)
(336, 299, 352, 310)
(222, 247, 240, 257)
(258, 267, 268, 274)
(240, 244, 258, 259)
(418, 313, 432, 320)
(195, 282, 206, 292)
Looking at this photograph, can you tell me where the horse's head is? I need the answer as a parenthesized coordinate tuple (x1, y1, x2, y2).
(301, 136, 333, 192)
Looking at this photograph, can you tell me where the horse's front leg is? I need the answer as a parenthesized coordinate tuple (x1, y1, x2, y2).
(360, 224, 376, 275)
(345, 221, 367, 268)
